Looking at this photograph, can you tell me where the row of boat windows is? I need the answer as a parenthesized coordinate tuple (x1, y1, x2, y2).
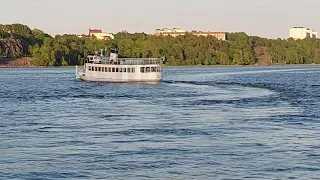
(140, 67, 162, 73)
(88, 66, 162, 73)
(89, 66, 136, 73)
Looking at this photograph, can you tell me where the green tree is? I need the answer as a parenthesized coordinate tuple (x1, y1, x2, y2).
(61, 56, 68, 66)
(3, 23, 320, 67)
(219, 52, 230, 65)
(313, 50, 320, 64)
(285, 48, 299, 64)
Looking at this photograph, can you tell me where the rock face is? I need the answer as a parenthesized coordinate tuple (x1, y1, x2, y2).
(6, 57, 34, 67)
(0, 39, 34, 67)
(0, 39, 24, 59)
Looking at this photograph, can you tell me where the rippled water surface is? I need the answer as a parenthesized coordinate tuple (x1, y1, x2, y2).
(1, 66, 320, 179)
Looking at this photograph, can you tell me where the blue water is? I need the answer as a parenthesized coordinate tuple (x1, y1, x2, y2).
(0, 66, 320, 179)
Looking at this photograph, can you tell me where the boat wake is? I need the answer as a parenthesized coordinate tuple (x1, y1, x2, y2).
(161, 80, 302, 119)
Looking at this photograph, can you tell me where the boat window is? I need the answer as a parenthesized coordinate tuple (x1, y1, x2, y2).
(127, 68, 131, 73)
(132, 68, 135, 73)
(156, 67, 159, 72)
(116, 68, 119, 72)
(151, 67, 156, 72)
(112, 68, 115, 72)
(88, 66, 92, 71)
(140, 67, 145, 73)
(111, 49, 118, 54)
(146, 67, 150, 73)
(98, 67, 101, 71)
(95, 67, 98, 71)
(119, 68, 123, 72)
(105, 67, 107, 72)
(109, 67, 111, 72)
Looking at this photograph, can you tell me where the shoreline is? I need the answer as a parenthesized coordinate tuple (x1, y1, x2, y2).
(164, 63, 320, 68)
(0, 66, 76, 68)
(0, 64, 319, 68)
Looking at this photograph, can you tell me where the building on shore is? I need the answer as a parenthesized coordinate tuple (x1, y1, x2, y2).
(189, 31, 226, 40)
(154, 28, 226, 40)
(77, 28, 114, 40)
(289, 27, 318, 40)
(154, 28, 186, 37)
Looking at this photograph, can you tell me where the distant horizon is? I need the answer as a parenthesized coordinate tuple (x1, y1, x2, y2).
(1, 0, 320, 39)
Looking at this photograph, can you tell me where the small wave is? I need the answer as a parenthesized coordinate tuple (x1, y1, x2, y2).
(265, 166, 320, 173)
(185, 97, 278, 107)
(99, 114, 137, 118)
(95, 128, 212, 137)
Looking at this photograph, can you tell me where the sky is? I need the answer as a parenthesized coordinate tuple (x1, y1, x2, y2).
(1, 0, 319, 39)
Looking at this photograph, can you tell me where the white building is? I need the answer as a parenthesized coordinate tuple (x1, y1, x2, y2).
(290, 27, 318, 40)
(154, 27, 227, 40)
(154, 27, 186, 37)
(77, 29, 114, 40)
(88, 29, 114, 40)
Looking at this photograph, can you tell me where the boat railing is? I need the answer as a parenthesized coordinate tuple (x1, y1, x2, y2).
(99, 58, 163, 65)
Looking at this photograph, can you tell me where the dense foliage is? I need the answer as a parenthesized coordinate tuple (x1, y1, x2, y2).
(1, 23, 320, 66)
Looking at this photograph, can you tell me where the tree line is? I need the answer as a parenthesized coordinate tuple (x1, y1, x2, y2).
(1, 23, 320, 66)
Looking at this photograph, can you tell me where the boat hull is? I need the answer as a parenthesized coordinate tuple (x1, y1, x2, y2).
(77, 74, 161, 83)
(76, 50, 164, 84)
(76, 64, 162, 83)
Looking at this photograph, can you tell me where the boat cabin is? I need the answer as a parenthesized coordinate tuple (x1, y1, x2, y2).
(76, 48, 163, 82)
(87, 54, 102, 64)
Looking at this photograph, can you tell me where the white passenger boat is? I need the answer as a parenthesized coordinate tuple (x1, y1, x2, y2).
(76, 49, 163, 83)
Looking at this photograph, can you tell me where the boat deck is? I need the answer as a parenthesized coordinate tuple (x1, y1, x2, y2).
(87, 58, 163, 65)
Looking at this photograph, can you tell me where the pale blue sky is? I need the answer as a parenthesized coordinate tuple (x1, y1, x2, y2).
(1, 0, 319, 38)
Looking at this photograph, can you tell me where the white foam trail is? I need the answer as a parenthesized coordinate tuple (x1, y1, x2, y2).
(212, 67, 320, 76)
(166, 82, 276, 100)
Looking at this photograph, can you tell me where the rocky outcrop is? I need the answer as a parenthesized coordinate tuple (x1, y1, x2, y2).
(4, 57, 34, 67)
(0, 39, 24, 59)
(0, 57, 35, 67)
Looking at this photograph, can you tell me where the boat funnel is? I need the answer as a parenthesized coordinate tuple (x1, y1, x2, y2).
(110, 48, 118, 63)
